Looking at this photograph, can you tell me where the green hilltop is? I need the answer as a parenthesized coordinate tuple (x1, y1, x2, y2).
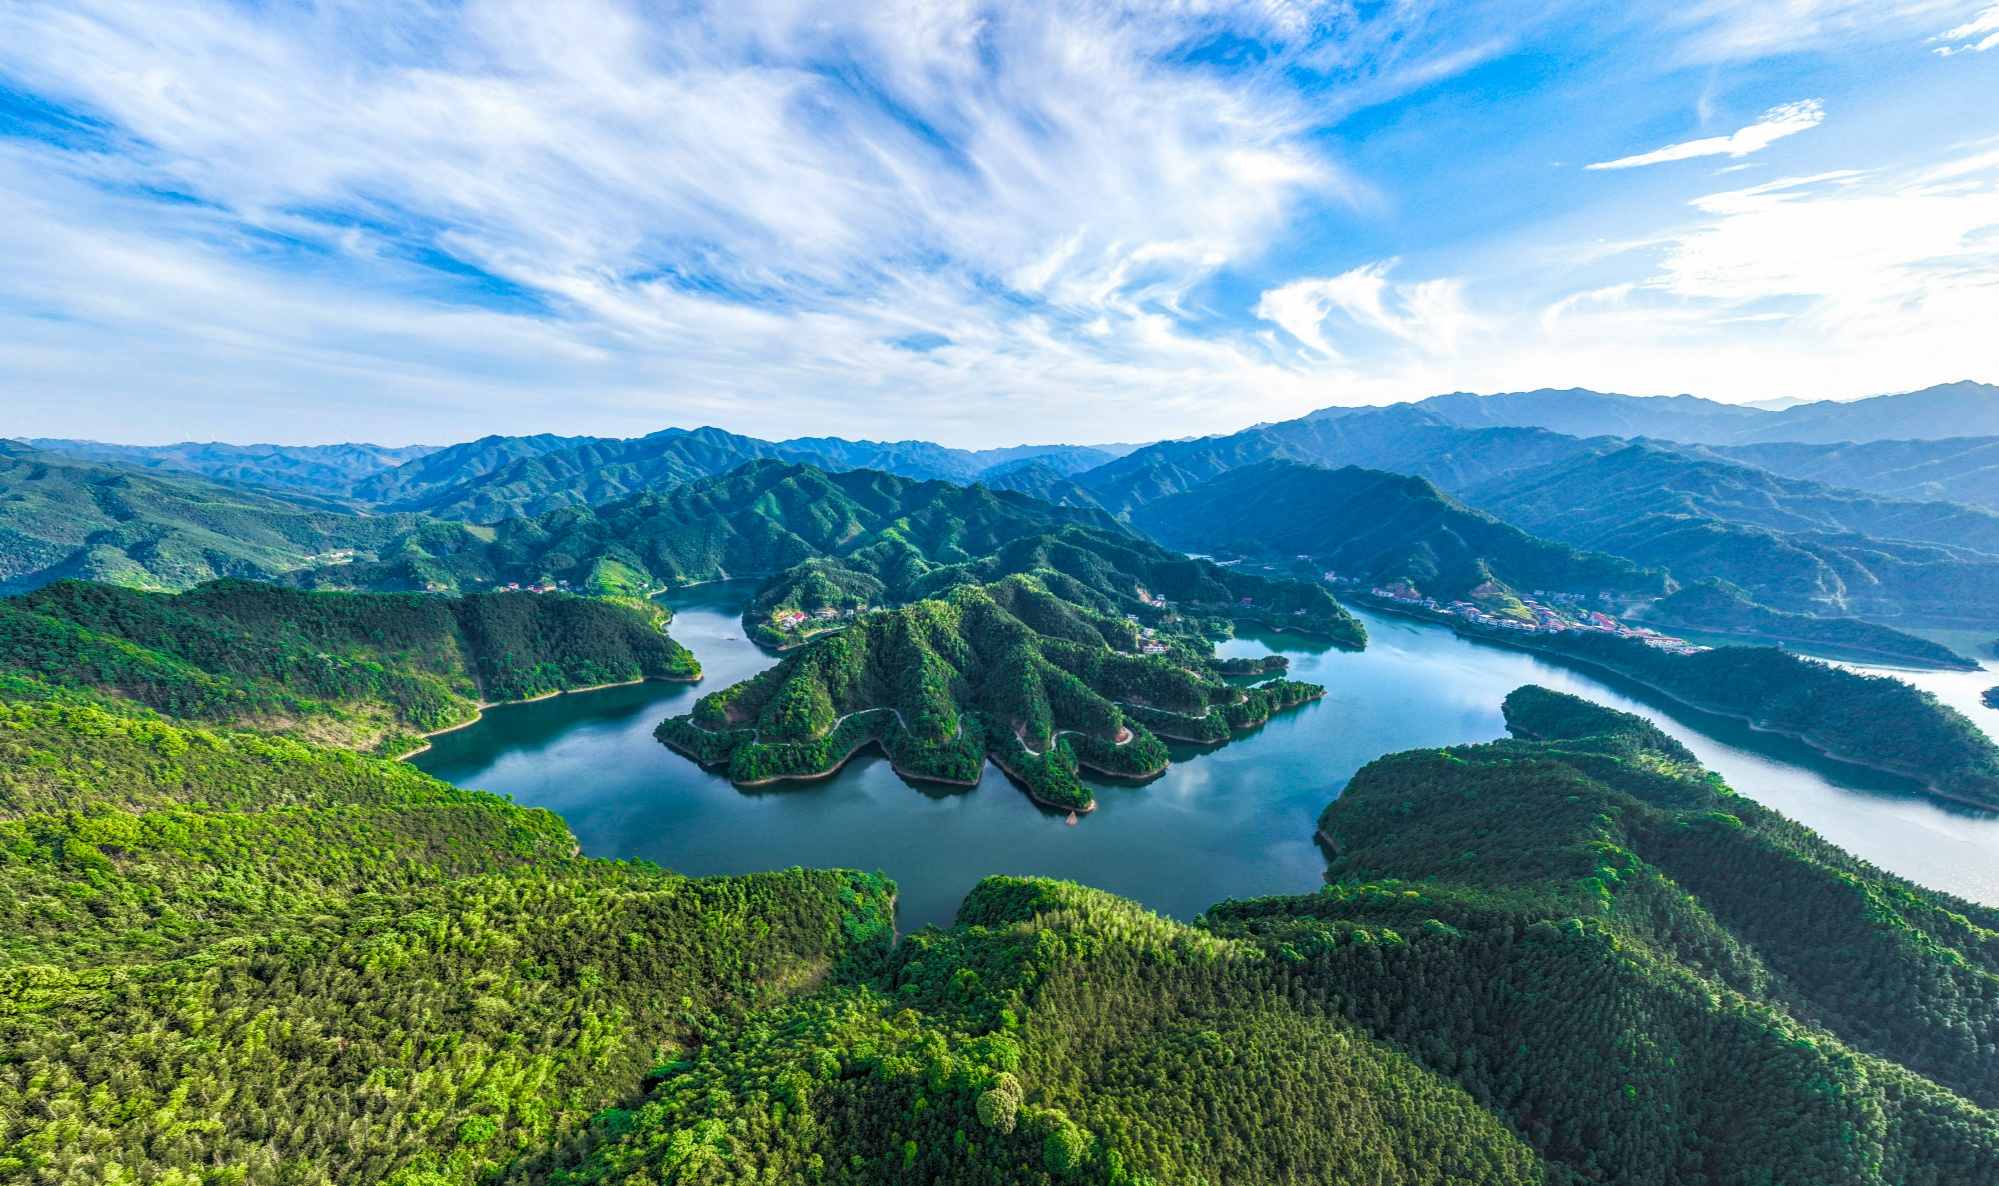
(0, 578, 697, 755)
(659, 575, 1323, 811)
(291, 459, 1129, 599)
(4, 578, 1999, 1184)
(1130, 458, 1668, 603)
(0, 441, 434, 595)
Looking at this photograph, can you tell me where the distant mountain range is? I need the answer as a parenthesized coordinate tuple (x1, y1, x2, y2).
(20, 429, 1136, 520)
(19, 438, 439, 496)
(11, 378, 1999, 639)
(1402, 381, 1999, 445)
(1058, 404, 1999, 630)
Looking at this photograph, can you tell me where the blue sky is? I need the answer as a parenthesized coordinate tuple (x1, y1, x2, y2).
(1, 0, 1996, 446)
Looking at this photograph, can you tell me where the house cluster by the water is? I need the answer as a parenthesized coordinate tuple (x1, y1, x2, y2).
(1362, 583, 1708, 655)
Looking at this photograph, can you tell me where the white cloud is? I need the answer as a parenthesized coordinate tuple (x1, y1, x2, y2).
(0, 0, 1584, 443)
(1255, 261, 1474, 358)
(1936, 3, 1999, 51)
(1587, 100, 1824, 170)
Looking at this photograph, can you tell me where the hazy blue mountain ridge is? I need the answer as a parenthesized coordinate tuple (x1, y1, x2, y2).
(22, 438, 438, 496)
(1684, 436, 1999, 511)
(1408, 381, 1999, 444)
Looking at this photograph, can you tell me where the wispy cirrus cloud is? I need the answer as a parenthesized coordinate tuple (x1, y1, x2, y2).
(1254, 261, 1475, 358)
(1935, 3, 1999, 51)
(0, 0, 1514, 442)
(1587, 100, 1824, 170)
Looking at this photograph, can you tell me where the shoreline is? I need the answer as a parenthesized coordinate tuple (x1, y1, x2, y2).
(396, 674, 699, 760)
(661, 717, 1096, 810)
(1358, 598, 1998, 813)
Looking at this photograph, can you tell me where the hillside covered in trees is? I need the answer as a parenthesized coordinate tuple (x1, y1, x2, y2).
(1641, 578, 1977, 667)
(1129, 459, 1668, 603)
(659, 575, 1323, 811)
(5, 569, 1999, 1185)
(0, 441, 435, 594)
(0, 579, 697, 754)
(745, 518, 1360, 649)
(0, 700, 895, 1186)
(1458, 622, 1999, 808)
(292, 460, 1128, 599)
(1463, 442, 1999, 626)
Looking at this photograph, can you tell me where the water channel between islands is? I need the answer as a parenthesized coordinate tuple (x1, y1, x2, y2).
(411, 580, 1999, 931)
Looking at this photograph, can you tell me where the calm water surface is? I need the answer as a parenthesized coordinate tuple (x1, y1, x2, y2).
(413, 583, 1999, 929)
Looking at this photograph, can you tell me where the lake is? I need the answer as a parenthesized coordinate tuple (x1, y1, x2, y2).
(411, 581, 1999, 930)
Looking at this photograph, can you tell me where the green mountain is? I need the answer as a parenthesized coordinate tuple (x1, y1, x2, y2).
(0, 697, 894, 1186)
(22, 438, 438, 497)
(1691, 435, 1999, 511)
(0, 578, 696, 754)
(348, 432, 601, 506)
(1129, 459, 1668, 603)
(1642, 578, 1978, 668)
(743, 510, 1361, 648)
(977, 460, 1105, 508)
(378, 428, 825, 523)
(1497, 441, 1999, 555)
(295, 460, 1129, 599)
(0, 441, 439, 594)
(1465, 443, 1999, 626)
(1074, 404, 1602, 515)
(659, 575, 1326, 810)
(357, 431, 1132, 523)
(7, 566, 1999, 1184)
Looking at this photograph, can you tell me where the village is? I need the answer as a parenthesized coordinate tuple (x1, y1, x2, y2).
(1357, 578, 1708, 656)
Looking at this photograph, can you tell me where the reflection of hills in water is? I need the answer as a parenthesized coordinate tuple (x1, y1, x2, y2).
(412, 592, 1999, 928)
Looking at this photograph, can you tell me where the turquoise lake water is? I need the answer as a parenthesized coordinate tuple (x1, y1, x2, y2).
(412, 581, 1999, 930)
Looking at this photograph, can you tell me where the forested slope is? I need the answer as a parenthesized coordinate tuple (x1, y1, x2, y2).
(294, 461, 1125, 599)
(1689, 436, 1999, 512)
(1464, 443, 1999, 626)
(1642, 578, 1977, 667)
(567, 688, 1999, 1186)
(659, 576, 1322, 810)
(744, 517, 1360, 648)
(1129, 459, 1667, 602)
(0, 579, 696, 754)
(0, 701, 894, 1186)
(6, 604, 1999, 1183)
(0, 442, 432, 594)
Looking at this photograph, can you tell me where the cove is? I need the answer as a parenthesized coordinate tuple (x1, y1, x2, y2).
(411, 580, 1999, 929)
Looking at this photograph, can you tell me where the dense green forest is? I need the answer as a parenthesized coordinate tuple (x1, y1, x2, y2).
(540, 687, 1999, 1186)
(0, 700, 894, 1186)
(0, 442, 434, 594)
(1463, 442, 1999, 626)
(1642, 578, 1976, 667)
(1505, 626, 1999, 807)
(291, 460, 1126, 599)
(6, 589, 1999, 1184)
(745, 521, 1361, 649)
(0, 580, 696, 754)
(658, 576, 1323, 810)
(1128, 459, 1667, 604)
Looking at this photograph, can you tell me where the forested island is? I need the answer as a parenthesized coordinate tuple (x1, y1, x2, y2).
(658, 575, 1323, 810)
(0, 579, 697, 755)
(12, 668, 1999, 1184)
